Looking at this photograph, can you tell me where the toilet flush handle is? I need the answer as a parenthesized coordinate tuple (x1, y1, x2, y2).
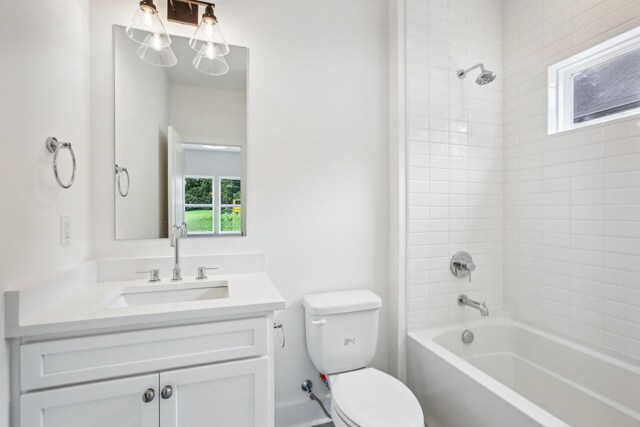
(311, 319, 326, 325)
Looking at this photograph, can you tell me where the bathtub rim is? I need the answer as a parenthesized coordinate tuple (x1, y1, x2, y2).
(409, 316, 640, 373)
(408, 317, 640, 427)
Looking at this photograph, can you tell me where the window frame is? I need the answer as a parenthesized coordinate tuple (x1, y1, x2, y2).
(218, 176, 242, 235)
(183, 175, 215, 235)
(548, 26, 640, 135)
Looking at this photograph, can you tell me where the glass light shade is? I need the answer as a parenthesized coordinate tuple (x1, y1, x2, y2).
(126, 3, 171, 48)
(136, 34, 177, 67)
(193, 43, 229, 75)
(189, 17, 229, 56)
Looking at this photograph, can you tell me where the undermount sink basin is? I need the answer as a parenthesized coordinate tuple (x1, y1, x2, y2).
(106, 281, 229, 308)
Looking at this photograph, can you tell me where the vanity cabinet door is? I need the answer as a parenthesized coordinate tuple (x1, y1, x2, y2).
(21, 374, 159, 427)
(160, 357, 269, 427)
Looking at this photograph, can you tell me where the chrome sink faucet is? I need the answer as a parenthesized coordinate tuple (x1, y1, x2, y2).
(458, 294, 489, 316)
(170, 223, 188, 281)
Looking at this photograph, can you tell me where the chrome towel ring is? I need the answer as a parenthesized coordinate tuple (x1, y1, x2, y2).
(115, 164, 130, 197)
(46, 137, 76, 189)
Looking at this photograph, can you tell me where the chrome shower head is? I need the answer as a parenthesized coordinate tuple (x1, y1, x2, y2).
(457, 63, 496, 86)
(476, 69, 496, 85)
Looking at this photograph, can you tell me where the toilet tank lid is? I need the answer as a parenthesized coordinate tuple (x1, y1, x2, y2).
(303, 290, 381, 316)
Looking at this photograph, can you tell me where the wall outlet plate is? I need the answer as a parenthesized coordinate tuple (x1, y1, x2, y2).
(60, 215, 70, 246)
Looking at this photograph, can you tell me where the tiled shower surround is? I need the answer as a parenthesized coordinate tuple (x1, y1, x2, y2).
(407, 0, 640, 358)
(503, 0, 640, 356)
(406, 0, 504, 329)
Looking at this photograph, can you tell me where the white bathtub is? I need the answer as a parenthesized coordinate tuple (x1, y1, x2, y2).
(407, 318, 640, 427)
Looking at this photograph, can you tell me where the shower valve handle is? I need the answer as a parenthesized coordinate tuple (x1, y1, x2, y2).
(454, 260, 475, 272)
(451, 252, 475, 283)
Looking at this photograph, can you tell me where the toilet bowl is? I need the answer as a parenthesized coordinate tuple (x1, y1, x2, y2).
(329, 368, 423, 427)
(303, 290, 424, 427)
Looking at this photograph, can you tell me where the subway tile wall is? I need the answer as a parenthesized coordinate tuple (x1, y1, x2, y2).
(406, 0, 504, 329)
(406, 0, 640, 358)
(503, 0, 640, 357)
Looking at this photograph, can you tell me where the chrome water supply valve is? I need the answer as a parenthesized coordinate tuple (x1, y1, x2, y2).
(301, 379, 313, 395)
(301, 379, 332, 419)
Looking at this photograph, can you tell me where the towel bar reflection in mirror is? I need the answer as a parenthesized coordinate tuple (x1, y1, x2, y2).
(115, 164, 130, 197)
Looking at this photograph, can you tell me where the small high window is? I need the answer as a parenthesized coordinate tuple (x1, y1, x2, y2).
(548, 26, 640, 134)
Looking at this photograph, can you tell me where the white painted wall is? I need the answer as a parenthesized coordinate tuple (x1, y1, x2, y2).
(503, 0, 640, 358)
(90, 0, 389, 424)
(169, 85, 247, 141)
(0, 1, 92, 426)
(114, 28, 170, 240)
(405, 0, 504, 330)
(387, 0, 407, 381)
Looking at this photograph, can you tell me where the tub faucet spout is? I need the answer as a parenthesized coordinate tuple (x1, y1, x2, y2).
(458, 294, 489, 316)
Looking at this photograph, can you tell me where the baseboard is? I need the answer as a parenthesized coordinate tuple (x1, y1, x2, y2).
(275, 395, 332, 427)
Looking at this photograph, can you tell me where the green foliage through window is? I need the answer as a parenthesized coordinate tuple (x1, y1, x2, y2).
(220, 179, 241, 205)
(221, 208, 241, 232)
(185, 178, 212, 204)
(185, 209, 213, 232)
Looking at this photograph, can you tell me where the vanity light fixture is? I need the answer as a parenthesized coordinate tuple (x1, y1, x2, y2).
(193, 42, 229, 75)
(189, 4, 230, 56)
(126, 0, 230, 75)
(126, 0, 172, 48)
(136, 33, 178, 67)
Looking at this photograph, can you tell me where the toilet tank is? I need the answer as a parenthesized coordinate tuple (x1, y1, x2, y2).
(303, 290, 382, 374)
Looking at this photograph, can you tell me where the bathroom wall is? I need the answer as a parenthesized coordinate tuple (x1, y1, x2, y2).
(405, 0, 504, 330)
(89, 0, 389, 424)
(0, 1, 92, 425)
(169, 85, 247, 141)
(387, 0, 408, 380)
(503, 0, 640, 357)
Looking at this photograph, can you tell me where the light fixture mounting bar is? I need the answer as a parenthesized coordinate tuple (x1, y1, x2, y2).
(180, 0, 216, 8)
(168, 0, 193, 14)
(167, 0, 217, 26)
(167, 0, 199, 26)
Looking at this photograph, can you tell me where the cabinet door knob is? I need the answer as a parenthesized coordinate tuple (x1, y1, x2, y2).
(161, 385, 173, 399)
(142, 388, 155, 403)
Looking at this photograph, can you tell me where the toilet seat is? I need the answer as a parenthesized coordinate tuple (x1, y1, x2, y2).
(329, 368, 424, 427)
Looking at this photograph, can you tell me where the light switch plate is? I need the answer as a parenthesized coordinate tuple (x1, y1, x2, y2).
(60, 215, 70, 246)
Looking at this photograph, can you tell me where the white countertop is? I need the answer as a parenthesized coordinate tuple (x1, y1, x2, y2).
(6, 271, 285, 339)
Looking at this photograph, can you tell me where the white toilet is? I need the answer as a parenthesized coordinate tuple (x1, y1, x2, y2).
(303, 290, 424, 427)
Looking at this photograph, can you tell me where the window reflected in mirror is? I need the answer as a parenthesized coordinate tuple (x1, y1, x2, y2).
(182, 151, 242, 236)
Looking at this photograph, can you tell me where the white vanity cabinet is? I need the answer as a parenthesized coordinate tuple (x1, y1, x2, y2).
(14, 316, 274, 427)
(159, 357, 268, 427)
(21, 358, 268, 427)
(21, 374, 160, 427)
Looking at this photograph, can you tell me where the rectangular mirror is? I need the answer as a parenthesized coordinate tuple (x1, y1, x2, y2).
(113, 25, 247, 239)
